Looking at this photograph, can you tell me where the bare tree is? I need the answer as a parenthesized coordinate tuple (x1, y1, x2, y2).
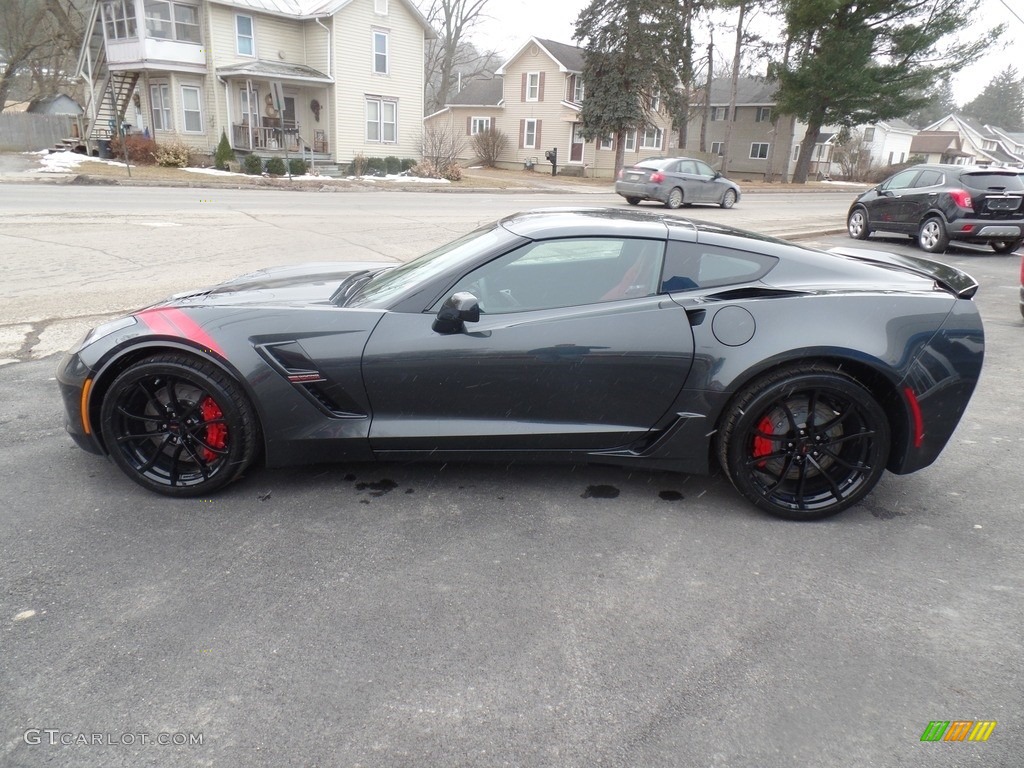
(470, 127, 507, 167)
(420, 121, 465, 176)
(422, 0, 501, 114)
(0, 0, 84, 111)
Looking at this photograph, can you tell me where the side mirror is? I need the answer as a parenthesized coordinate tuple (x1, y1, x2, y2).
(713, 170, 722, 179)
(432, 291, 481, 333)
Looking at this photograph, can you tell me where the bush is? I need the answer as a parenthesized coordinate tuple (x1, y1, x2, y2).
(154, 141, 192, 168)
(265, 156, 286, 176)
(288, 158, 308, 176)
(365, 156, 386, 176)
(348, 153, 368, 176)
(214, 131, 235, 170)
(400, 157, 417, 172)
(442, 162, 463, 181)
(410, 159, 438, 178)
(108, 133, 158, 164)
(242, 153, 263, 175)
(384, 155, 401, 175)
(471, 128, 508, 168)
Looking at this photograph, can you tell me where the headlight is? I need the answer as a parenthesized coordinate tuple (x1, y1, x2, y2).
(68, 316, 137, 354)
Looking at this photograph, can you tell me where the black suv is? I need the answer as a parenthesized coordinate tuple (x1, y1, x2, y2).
(847, 164, 1024, 254)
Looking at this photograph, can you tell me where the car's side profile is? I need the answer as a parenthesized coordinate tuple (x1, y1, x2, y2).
(57, 210, 984, 520)
(847, 163, 1024, 254)
(615, 157, 741, 209)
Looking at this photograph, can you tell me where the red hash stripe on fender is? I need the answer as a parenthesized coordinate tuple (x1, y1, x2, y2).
(136, 308, 225, 357)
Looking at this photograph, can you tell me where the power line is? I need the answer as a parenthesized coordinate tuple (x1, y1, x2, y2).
(996, 0, 1024, 27)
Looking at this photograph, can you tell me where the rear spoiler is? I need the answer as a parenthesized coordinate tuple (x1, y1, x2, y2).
(827, 246, 979, 299)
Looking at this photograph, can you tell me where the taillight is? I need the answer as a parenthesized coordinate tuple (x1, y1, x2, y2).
(650, 171, 665, 183)
(617, 168, 624, 180)
(1019, 254, 1024, 285)
(949, 189, 973, 210)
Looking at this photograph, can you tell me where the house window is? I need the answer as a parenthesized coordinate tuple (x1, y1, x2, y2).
(470, 116, 490, 135)
(240, 87, 259, 123)
(374, 0, 388, 13)
(523, 118, 538, 149)
(150, 83, 171, 130)
(181, 86, 203, 132)
(526, 72, 540, 101)
(600, 135, 614, 151)
(750, 142, 769, 159)
(236, 15, 254, 56)
(624, 130, 636, 151)
(373, 31, 389, 74)
(863, 127, 875, 142)
(144, 1, 200, 43)
(711, 106, 728, 121)
(103, 0, 137, 40)
(640, 127, 663, 150)
(573, 76, 584, 103)
(756, 107, 771, 122)
(366, 97, 397, 142)
(710, 141, 724, 156)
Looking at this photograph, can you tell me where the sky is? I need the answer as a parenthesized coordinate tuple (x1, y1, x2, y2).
(468, 0, 1022, 107)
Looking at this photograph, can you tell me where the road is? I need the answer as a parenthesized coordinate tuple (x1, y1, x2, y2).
(1, 187, 1021, 767)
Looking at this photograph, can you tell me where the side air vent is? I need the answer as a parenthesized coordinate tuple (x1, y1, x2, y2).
(258, 341, 366, 418)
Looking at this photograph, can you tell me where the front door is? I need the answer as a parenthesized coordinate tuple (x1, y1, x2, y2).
(570, 123, 585, 162)
(361, 236, 695, 454)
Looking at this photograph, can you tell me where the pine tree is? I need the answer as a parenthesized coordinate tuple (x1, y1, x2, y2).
(214, 131, 236, 170)
(902, 78, 957, 129)
(962, 67, 1024, 131)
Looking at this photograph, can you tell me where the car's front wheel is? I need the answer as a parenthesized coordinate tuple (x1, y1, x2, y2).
(664, 187, 684, 209)
(847, 208, 870, 240)
(720, 189, 738, 209)
(717, 365, 890, 521)
(99, 353, 260, 496)
(918, 217, 949, 253)
(991, 239, 1022, 255)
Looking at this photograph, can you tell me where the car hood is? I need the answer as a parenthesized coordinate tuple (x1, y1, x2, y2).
(151, 261, 394, 308)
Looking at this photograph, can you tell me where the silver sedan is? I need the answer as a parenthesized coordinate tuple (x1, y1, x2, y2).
(615, 157, 741, 209)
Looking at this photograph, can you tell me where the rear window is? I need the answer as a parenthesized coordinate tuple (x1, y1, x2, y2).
(661, 241, 777, 292)
(960, 172, 1024, 191)
(635, 158, 673, 170)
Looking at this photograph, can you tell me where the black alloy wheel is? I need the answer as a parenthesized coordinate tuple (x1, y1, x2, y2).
(99, 353, 259, 496)
(718, 366, 890, 520)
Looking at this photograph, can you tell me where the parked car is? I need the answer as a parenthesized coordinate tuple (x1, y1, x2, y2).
(615, 157, 741, 209)
(56, 209, 984, 520)
(1019, 252, 1024, 319)
(847, 164, 1024, 254)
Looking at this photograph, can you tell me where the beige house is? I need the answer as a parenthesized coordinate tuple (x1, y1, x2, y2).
(76, 0, 433, 165)
(424, 37, 674, 178)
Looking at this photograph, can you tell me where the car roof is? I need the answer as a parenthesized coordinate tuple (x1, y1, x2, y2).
(498, 207, 699, 240)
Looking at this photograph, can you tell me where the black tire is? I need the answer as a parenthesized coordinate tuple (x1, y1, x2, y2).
(917, 217, 949, 253)
(720, 189, 738, 209)
(847, 207, 870, 240)
(625, 196, 641, 206)
(99, 353, 260, 497)
(991, 239, 1022, 255)
(664, 187, 684, 209)
(717, 365, 890, 520)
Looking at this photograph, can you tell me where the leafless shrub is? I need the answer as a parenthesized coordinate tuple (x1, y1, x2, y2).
(470, 127, 507, 167)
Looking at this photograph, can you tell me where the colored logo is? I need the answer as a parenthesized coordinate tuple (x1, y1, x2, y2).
(920, 721, 997, 742)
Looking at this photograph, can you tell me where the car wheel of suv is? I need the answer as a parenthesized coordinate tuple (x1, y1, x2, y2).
(991, 239, 1022, 255)
(847, 208, 870, 240)
(918, 217, 949, 253)
(665, 187, 684, 209)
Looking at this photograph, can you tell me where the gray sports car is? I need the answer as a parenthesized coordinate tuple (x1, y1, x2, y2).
(57, 209, 983, 520)
(615, 157, 741, 209)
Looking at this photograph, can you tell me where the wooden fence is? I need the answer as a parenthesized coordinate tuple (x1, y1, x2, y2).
(0, 113, 76, 152)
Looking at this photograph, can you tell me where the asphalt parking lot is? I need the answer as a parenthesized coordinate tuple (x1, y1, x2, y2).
(1, 186, 1022, 767)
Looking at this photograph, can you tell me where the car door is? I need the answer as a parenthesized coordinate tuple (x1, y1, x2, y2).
(674, 159, 708, 203)
(899, 168, 945, 228)
(361, 236, 695, 454)
(693, 160, 721, 203)
(864, 168, 920, 233)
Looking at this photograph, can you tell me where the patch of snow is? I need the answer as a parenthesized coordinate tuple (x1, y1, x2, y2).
(34, 150, 126, 174)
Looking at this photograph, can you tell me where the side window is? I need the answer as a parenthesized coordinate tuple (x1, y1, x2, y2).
(678, 160, 697, 174)
(442, 238, 665, 314)
(914, 170, 943, 187)
(661, 241, 777, 293)
(694, 160, 715, 176)
(881, 169, 918, 191)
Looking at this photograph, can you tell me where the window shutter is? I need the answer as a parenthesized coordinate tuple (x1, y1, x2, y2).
(521, 73, 527, 102)
(519, 119, 525, 149)
(535, 120, 541, 149)
(538, 71, 545, 101)
(466, 117, 471, 135)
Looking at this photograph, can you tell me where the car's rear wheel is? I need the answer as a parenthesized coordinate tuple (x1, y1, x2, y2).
(665, 187, 684, 209)
(625, 196, 641, 206)
(717, 365, 890, 521)
(918, 217, 949, 253)
(720, 189, 737, 209)
(99, 353, 260, 497)
(847, 208, 870, 240)
(991, 239, 1022, 254)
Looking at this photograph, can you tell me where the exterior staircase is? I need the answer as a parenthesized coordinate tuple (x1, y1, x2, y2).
(75, 1, 139, 150)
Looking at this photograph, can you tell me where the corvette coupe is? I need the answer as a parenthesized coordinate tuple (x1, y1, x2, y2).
(57, 209, 984, 520)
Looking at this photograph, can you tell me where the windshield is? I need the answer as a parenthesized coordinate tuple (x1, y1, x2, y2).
(347, 223, 506, 308)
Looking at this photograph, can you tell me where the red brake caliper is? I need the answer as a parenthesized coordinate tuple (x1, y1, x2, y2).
(200, 397, 227, 462)
(752, 416, 775, 468)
